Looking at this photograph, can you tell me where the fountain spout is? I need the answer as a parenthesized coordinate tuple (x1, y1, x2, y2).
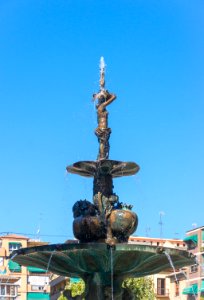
(99, 56, 106, 91)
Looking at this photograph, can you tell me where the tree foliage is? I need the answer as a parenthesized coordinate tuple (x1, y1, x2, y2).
(57, 279, 85, 300)
(58, 295, 69, 300)
(58, 277, 155, 300)
(66, 280, 85, 298)
(122, 277, 155, 300)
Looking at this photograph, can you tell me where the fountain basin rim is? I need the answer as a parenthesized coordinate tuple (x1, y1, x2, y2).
(9, 243, 196, 280)
(9, 242, 194, 259)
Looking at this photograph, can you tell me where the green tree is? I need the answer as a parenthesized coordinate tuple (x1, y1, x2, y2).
(122, 277, 155, 300)
(58, 295, 68, 300)
(66, 280, 85, 298)
(58, 277, 155, 300)
(57, 280, 85, 300)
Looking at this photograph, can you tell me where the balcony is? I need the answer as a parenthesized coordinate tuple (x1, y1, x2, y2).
(27, 284, 50, 293)
(156, 289, 170, 299)
(156, 295, 170, 299)
(0, 284, 18, 298)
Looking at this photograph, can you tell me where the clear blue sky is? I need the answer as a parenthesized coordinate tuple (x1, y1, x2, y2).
(0, 0, 204, 243)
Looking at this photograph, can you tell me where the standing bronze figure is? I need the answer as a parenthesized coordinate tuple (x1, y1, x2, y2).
(93, 57, 116, 160)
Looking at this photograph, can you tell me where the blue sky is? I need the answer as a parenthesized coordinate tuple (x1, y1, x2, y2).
(0, 0, 204, 243)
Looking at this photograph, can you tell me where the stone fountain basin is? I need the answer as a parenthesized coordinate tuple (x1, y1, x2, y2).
(10, 243, 195, 279)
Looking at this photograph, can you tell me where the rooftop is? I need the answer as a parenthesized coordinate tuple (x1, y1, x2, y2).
(0, 233, 29, 240)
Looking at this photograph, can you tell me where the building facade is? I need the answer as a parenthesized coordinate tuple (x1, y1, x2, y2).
(182, 226, 204, 300)
(2, 231, 201, 300)
(0, 234, 51, 300)
(129, 236, 189, 300)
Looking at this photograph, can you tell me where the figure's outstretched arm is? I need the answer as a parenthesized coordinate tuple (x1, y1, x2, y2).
(92, 91, 116, 111)
(103, 92, 116, 108)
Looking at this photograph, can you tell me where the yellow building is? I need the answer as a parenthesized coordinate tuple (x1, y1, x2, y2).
(0, 233, 51, 300)
(3, 232, 194, 299)
(129, 235, 188, 300)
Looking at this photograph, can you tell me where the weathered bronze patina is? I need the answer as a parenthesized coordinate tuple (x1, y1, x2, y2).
(11, 243, 195, 300)
(67, 57, 139, 245)
(10, 58, 196, 300)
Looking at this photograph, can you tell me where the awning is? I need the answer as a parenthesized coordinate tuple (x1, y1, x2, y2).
(27, 293, 50, 299)
(200, 280, 204, 292)
(8, 260, 21, 272)
(0, 266, 6, 274)
(183, 235, 198, 244)
(9, 242, 22, 245)
(27, 266, 46, 273)
(183, 284, 198, 295)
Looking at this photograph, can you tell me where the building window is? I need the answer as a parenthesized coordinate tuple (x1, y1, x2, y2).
(10, 285, 16, 296)
(190, 264, 198, 273)
(187, 241, 197, 250)
(0, 285, 5, 296)
(0, 284, 17, 297)
(9, 242, 21, 252)
(157, 278, 165, 295)
(175, 281, 179, 296)
(31, 285, 44, 291)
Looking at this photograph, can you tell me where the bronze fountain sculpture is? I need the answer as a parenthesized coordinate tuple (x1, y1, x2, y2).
(69, 57, 138, 246)
(10, 58, 195, 299)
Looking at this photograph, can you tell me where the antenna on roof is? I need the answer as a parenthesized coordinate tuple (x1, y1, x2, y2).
(159, 211, 165, 238)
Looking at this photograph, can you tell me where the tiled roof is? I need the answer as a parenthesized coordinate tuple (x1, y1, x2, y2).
(129, 236, 184, 242)
(0, 234, 29, 240)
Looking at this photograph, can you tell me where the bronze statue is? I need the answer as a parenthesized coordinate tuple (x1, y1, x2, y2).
(70, 58, 138, 245)
(93, 57, 116, 160)
(72, 198, 137, 244)
(93, 91, 116, 160)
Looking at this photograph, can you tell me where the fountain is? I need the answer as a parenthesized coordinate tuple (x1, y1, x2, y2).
(10, 58, 195, 299)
